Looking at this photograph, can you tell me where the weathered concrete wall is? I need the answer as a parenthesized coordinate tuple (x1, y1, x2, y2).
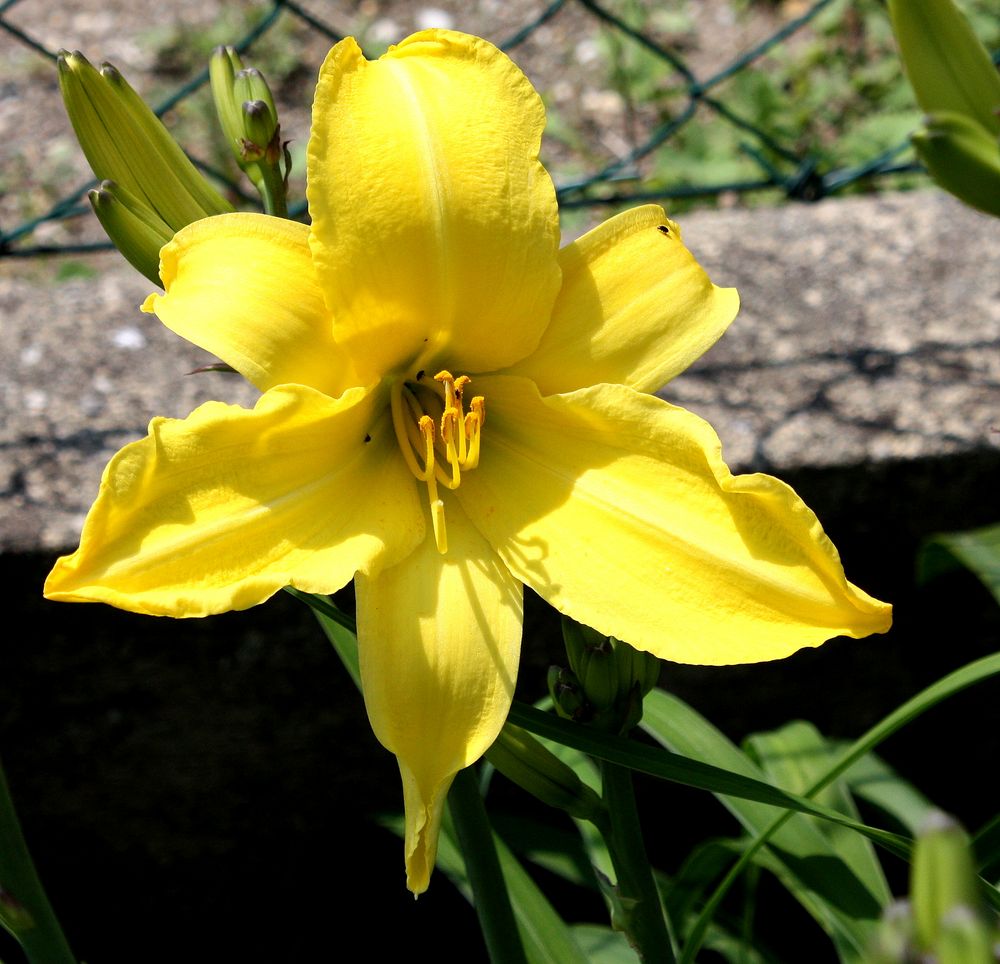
(3, 190, 998, 550)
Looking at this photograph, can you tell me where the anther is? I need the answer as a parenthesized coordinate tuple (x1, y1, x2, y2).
(392, 372, 486, 557)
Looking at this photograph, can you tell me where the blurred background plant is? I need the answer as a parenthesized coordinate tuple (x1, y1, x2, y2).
(4, 0, 999, 264)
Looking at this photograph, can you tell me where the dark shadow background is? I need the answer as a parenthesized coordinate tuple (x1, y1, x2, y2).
(2, 450, 998, 961)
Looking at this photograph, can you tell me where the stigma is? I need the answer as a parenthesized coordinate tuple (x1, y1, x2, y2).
(390, 370, 485, 554)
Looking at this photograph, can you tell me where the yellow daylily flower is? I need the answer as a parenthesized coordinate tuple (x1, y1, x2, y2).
(45, 30, 891, 894)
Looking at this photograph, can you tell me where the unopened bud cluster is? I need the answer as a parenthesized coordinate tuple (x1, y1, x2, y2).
(57, 50, 233, 283)
(549, 620, 660, 734)
(210, 47, 289, 214)
(57, 44, 291, 284)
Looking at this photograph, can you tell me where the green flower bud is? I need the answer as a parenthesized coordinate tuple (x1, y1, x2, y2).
(560, 620, 661, 731)
(242, 100, 278, 161)
(937, 905, 995, 964)
(209, 46, 244, 158)
(866, 900, 915, 964)
(89, 180, 172, 284)
(208, 47, 287, 215)
(57, 50, 232, 233)
(912, 811, 980, 951)
(912, 111, 1000, 218)
(562, 618, 617, 711)
(547, 665, 587, 721)
(233, 67, 277, 128)
(487, 724, 605, 825)
(212, 55, 280, 161)
(888, 0, 1000, 137)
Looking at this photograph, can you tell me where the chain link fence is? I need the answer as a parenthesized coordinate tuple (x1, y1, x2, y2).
(0, 0, 995, 261)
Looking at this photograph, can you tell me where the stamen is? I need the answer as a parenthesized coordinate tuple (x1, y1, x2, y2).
(391, 381, 431, 482)
(418, 416, 436, 481)
(471, 395, 486, 427)
(464, 413, 481, 469)
(430, 499, 447, 554)
(391, 372, 486, 556)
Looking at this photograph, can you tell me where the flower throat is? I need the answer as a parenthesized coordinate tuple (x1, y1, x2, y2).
(390, 370, 485, 555)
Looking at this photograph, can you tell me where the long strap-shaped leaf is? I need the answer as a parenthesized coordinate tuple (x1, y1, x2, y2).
(645, 702, 887, 957)
(670, 651, 1000, 962)
(506, 703, 910, 858)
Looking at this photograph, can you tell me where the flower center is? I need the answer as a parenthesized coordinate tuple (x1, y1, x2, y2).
(390, 370, 485, 554)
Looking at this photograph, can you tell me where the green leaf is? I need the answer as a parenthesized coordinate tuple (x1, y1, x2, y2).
(497, 837, 592, 964)
(844, 753, 936, 836)
(972, 814, 1000, 879)
(569, 924, 635, 964)
(429, 811, 592, 964)
(507, 703, 910, 858)
(918, 522, 1000, 605)
(662, 838, 743, 927)
(888, 0, 1000, 135)
(491, 814, 598, 890)
(640, 696, 886, 959)
(745, 721, 892, 908)
(662, 651, 1000, 961)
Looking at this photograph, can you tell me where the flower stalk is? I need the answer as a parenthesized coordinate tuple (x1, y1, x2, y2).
(448, 768, 528, 964)
(600, 759, 676, 963)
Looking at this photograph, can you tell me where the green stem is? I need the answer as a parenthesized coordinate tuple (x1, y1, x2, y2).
(448, 768, 528, 964)
(0, 760, 76, 963)
(257, 160, 287, 218)
(600, 760, 677, 964)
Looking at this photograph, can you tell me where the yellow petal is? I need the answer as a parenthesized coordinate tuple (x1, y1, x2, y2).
(307, 30, 560, 380)
(355, 498, 522, 893)
(459, 376, 891, 666)
(45, 384, 423, 615)
(511, 205, 740, 394)
(142, 213, 356, 397)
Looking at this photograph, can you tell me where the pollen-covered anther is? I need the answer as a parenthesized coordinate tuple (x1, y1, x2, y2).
(392, 372, 485, 555)
(465, 397, 485, 469)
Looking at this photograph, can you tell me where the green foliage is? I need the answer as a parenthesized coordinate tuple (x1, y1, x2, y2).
(54, 260, 97, 281)
(918, 523, 1000, 606)
(590, 0, 1000, 205)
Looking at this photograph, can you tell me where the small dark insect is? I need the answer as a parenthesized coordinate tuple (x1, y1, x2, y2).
(364, 433, 372, 443)
(416, 369, 425, 380)
(657, 225, 670, 235)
